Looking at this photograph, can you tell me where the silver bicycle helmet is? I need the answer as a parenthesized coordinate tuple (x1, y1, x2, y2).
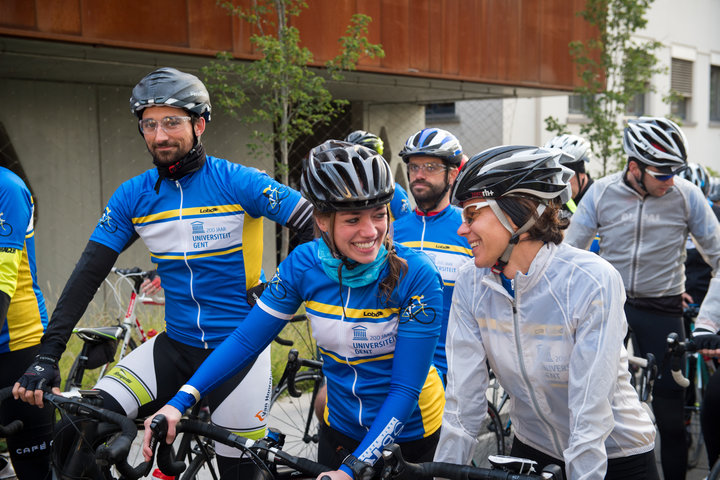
(679, 162, 711, 197)
(623, 117, 687, 169)
(399, 128, 463, 166)
(543, 134, 593, 173)
(130, 67, 212, 121)
(301, 140, 394, 212)
(344, 130, 384, 155)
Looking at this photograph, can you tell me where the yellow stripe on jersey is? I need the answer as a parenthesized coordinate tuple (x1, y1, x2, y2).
(418, 366, 445, 436)
(306, 300, 398, 320)
(132, 204, 245, 225)
(6, 247, 44, 350)
(150, 245, 244, 261)
(0, 248, 22, 298)
(242, 214, 264, 290)
(399, 241, 472, 256)
(320, 347, 395, 365)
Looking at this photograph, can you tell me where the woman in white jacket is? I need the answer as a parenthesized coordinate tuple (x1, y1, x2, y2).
(434, 146, 658, 480)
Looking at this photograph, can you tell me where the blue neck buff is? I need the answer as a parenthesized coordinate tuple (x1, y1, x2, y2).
(317, 239, 388, 287)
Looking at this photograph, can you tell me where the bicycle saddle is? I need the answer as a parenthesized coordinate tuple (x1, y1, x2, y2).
(73, 326, 123, 344)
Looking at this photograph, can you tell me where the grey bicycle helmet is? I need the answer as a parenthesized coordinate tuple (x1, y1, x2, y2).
(399, 128, 463, 166)
(623, 117, 687, 169)
(543, 134, 593, 173)
(130, 67, 212, 121)
(344, 130, 384, 155)
(680, 162, 711, 197)
(301, 140, 395, 212)
(451, 146, 574, 206)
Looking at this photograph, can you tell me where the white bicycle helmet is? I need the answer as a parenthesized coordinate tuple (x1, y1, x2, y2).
(399, 128, 463, 166)
(679, 162, 711, 197)
(623, 117, 687, 169)
(543, 134, 592, 173)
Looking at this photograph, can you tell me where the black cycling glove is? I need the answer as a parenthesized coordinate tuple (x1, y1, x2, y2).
(692, 329, 720, 351)
(16, 355, 61, 392)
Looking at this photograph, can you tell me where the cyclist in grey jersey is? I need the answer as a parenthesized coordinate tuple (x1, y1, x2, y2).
(565, 116, 720, 479)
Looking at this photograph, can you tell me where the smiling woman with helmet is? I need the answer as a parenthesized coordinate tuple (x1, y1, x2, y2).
(434, 146, 658, 480)
(143, 141, 445, 480)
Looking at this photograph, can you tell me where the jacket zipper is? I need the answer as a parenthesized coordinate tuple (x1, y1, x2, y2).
(176, 180, 206, 348)
(629, 200, 644, 298)
(510, 293, 562, 452)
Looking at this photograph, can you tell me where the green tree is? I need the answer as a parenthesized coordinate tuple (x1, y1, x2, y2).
(545, 0, 664, 175)
(203, 0, 384, 258)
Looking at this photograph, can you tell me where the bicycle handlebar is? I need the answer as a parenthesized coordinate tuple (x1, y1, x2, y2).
(380, 443, 562, 480)
(666, 332, 697, 388)
(0, 387, 151, 480)
(0, 387, 24, 436)
(280, 348, 323, 398)
(150, 414, 331, 477)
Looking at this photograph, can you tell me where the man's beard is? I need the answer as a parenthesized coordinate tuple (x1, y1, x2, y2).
(411, 180, 445, 209)
(151, 141, 186, 165)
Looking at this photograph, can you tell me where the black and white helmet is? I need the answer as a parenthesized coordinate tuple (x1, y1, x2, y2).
(399, 128, 463, 166)
(344, 130, 384, 155)
(130, 67, 212, 121)
(451, 146, 574, 207)
(301, 140, 394, 212)
(543, 134, 592, 173)
(679, 162, 711, 197)
(623, 117, 687, 168)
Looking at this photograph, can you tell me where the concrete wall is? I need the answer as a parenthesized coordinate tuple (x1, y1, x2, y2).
(0, 77, 274, 304)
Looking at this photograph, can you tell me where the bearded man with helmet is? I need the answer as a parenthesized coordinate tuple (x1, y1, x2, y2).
(142, 141, 445, 480)
(392, 128, 472, 381)
(434, 145, 658, 480)
(565, 117, 720, 479)
(14, 67, 314, 479)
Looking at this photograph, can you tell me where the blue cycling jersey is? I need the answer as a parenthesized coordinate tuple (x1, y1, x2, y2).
(89, 156, 310, 349)
(392, 205, 472, 376)
(170, 239, 445, 468)
(389, 183, 412, 221)
(0, 167, 48, 353)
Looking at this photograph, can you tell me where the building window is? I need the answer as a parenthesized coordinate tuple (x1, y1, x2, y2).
(425, 103, 459, 122)
(568, 95, 589, 115)
(625, 92, 646, 117)
(711, 65, 720, 123)
(671, 58, 693, 120)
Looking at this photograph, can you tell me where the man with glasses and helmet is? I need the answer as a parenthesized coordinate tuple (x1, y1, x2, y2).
(392, 128, 473, 382)
(565, 116, 720, 479)
(14, 67, 313, 479)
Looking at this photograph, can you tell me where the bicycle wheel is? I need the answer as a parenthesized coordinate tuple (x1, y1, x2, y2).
(471, 402, 505, 468)
(267, 371, 323, 460)
(709, 457, 720, 480)
(686, 406, 704, 469)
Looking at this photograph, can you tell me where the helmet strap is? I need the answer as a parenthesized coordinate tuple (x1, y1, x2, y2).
(152, 138, 206, 193)
(488, 199, 545, 274)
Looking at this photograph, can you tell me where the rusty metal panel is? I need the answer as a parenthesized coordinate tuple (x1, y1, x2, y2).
(36, 0, 81, 34)
(0, 0, 596, 90)
(188, 0, 233, 51)
(1, 0, 36, 28)
(82, 0, 189, 46)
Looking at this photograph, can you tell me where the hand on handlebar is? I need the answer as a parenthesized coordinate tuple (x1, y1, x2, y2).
(692, 330, 720, 356)
(142, 405, 182, 461)
(316, 470, 352, 480)
(12, 355, 61, 407)
(140, 274, 162, 296)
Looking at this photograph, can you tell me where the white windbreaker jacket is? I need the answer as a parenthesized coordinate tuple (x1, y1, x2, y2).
(434, 243, 655, 480)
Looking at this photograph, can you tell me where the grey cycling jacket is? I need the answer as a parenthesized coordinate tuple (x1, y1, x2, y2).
(565, 171, 720, 333)
(434, 243, 655, 480)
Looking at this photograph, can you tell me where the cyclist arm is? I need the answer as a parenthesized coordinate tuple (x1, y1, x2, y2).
(433, 268, 490, 466)
(564, 264, 628, 479)
(564, 182, 600, 250)
(687, 188, 720, 335)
